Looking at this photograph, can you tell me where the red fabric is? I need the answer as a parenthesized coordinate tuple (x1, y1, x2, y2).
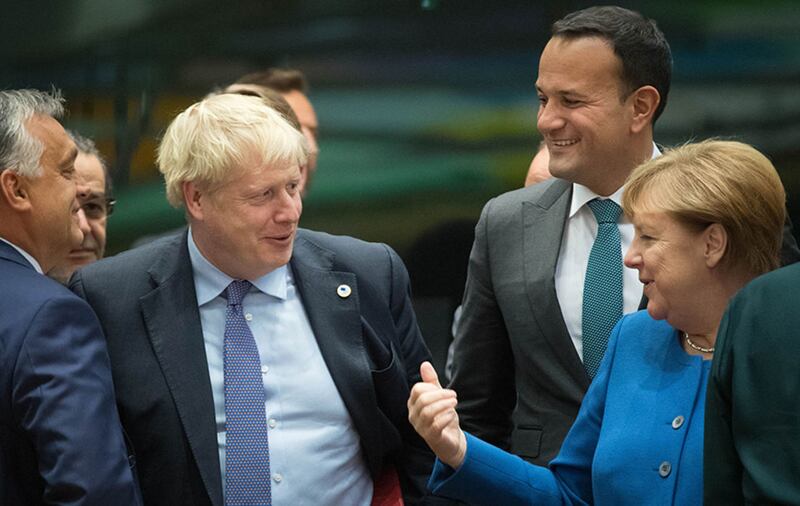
(370, 466, 404, 506)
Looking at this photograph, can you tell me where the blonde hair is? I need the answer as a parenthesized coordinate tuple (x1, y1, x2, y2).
(623, 139, 785, 275)
(157, 93, 308, 207)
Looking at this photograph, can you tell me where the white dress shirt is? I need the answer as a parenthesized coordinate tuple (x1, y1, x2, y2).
(188, 230, 372, 505)
(554, 144, 660, 359)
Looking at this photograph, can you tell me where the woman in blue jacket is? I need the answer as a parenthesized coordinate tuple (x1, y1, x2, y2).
(408, 140, 787, 505)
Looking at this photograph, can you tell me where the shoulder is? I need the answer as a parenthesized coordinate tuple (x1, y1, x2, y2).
(80, 230, 185, 280)
(613, 310, 675, 353)
(296, 228, 387, 255)
(733, 263, 800, 309)
(0, 261, 84, 307)
(295, 228, 397, 268)
(484, 178, 571, 214)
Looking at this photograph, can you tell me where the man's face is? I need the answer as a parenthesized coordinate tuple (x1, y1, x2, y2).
(282, 89, 319, 182)
(189, 154, 303, 280)
(50, 152, 108, 280)
(23, 115, 83, 271)
(536, 36, 637, 195)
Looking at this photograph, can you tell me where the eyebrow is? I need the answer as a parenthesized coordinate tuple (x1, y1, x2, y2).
(59, 147, 79, 170)
(79, 190, 106, 199)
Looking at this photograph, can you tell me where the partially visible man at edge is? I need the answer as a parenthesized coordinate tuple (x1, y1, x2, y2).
(49, 130, 113, 283)
(448, 5, 800, 468)
(0, 88, 140, 506)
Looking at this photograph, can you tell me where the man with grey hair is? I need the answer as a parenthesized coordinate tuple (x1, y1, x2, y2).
(71, 93, 438, 506)
(0, 89, 141, 505)
(49, 131, 114, 283)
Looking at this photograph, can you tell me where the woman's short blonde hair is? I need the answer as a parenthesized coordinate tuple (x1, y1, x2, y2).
(622, 139, 786, 275)
(157, 93, 308, 207)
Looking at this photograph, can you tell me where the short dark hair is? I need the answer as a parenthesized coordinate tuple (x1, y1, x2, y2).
(552, 6, 672, 123)
(235, 68, 308, 94)
(67, 130, 113, 195)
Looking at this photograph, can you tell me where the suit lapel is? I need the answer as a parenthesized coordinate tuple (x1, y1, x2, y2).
(139, 233, 223, 506)
(522, 180, 591, 390)
(289, 234, 384, 475)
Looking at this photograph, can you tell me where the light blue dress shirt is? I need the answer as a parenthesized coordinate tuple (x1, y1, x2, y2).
(188, 230, 372, 505)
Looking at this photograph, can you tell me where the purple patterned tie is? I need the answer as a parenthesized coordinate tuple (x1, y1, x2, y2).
(224, 280, 271, 505)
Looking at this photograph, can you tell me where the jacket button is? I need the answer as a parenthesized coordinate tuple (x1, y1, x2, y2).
(659, 461, 672, 478)
(672, 415, 685, 429)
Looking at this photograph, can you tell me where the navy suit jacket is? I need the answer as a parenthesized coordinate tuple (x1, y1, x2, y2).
(70, 229, 438, 506)
(0, 240, 141, 506)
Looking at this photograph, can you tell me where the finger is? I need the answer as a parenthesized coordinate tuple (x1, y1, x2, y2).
(413, 397, 458, 430)
(420, 361, 442, 388)
(408, 386, 456, 420)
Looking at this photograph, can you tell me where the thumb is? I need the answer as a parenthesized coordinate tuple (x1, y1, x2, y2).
(420, 361, 442, 388)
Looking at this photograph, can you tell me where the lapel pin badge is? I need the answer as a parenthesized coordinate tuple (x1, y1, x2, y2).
(337, 284, 352, 298)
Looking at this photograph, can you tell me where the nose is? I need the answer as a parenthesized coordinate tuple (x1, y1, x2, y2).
(76, 207, 91, 237)
(274, 189, 302, 224)
(537, 101, 565, 136)
(623, 240, 641, 270)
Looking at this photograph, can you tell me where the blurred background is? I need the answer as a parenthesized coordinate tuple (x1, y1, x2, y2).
(4, 0, 799, 365)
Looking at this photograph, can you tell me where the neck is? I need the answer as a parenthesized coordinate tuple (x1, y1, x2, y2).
(588, 135, 654, 196)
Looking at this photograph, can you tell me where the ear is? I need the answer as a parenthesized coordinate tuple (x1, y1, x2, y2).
(0, 170, 32, 211)
(703, 223, 728, 269)
(182, 180, 206, 221)
(629, 85, 660, 134)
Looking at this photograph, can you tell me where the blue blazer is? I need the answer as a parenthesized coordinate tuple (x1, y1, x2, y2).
(0, 240, 141, 505)
(430, 310, 710, 505)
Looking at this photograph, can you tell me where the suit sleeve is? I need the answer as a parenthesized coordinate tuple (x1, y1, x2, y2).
(448, 199, 517, 449)
(12, 294, 142, 506)
(381, 243, 452, 505)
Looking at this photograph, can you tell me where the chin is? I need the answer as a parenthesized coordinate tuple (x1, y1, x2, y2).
(646, 304, 667, 321)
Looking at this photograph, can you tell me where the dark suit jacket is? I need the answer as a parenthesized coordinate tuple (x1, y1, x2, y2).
(450, 178, 800, 466)
(0, 240, 140, 506)
(70, 229, 438, 506)
(705, 262, 800, 505)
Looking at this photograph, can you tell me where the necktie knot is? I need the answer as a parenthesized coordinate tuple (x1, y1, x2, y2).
(225, 280, 252, 307)
(588, 199, 621, 225)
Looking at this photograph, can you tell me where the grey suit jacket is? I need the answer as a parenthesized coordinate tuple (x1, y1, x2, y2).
(449, 178, 586, 466)
(70, 228, 437, 506)
(450, 177, 800, 467)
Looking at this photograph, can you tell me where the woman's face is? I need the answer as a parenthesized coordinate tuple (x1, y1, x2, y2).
(624, 210, 712, 327)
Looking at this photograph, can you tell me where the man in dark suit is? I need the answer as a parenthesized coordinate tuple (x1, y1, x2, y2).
(448, 5, 800, 467)
(0, 89, 141, 505)
(71, 93, 436, 506)
(705, 262, 800, 504)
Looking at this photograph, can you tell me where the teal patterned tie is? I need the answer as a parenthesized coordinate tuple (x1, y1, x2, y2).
(582, 199, 623, 378)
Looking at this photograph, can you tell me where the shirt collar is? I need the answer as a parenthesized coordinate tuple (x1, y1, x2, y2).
(187, 227, 288, 306)
(567, 142, 662, 219)
(0, 237, 43, 273)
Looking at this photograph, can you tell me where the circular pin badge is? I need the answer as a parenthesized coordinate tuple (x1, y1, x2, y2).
(337, 284, 352, 298)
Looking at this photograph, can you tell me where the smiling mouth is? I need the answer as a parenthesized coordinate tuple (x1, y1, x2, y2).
(550, 139, 579, 147)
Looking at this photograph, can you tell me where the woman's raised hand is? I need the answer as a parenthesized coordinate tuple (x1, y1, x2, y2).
(407, 361, 467, 469)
